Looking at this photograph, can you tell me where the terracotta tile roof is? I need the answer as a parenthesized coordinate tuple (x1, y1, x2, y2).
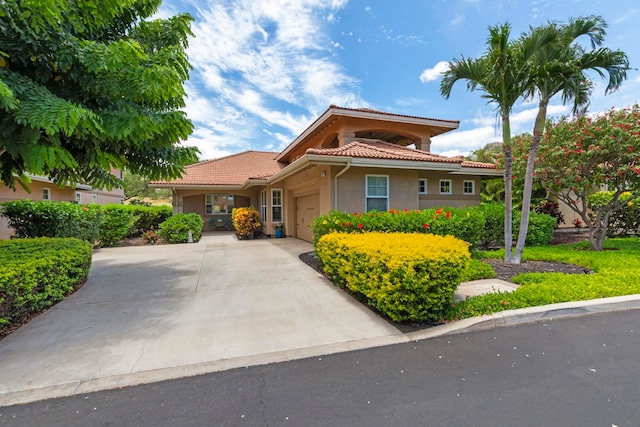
(461, 160, 498, 169)
(151, 151, 283, 186)
(329, 105, 460, 124)
(307, 140, 484, 165)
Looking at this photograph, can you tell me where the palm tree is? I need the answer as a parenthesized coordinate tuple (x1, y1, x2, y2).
(441, 23, 552, 262)
(513, 16, 630, 263)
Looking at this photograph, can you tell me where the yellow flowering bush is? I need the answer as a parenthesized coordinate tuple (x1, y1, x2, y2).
(231, 207, 261, 238)
(316, 232, 470, 322)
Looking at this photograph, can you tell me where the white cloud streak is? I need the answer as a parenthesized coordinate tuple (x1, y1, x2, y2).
(419, 61, 450, 83)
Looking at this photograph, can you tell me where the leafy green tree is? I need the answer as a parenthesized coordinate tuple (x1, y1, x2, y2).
(0, 0, 199, 190)
(441, 23, 552, 262)
(513, 16, 630, 262)
(512, 105, 640, 251)
(124, 170, 171, 200)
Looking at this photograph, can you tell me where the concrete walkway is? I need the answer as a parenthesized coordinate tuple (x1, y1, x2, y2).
(1, 233, 639, 407)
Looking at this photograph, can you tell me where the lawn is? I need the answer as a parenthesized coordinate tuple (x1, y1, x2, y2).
(450, 237, 640, 320)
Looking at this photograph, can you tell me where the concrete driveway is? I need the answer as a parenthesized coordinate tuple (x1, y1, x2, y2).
(0, 233, 404, 405)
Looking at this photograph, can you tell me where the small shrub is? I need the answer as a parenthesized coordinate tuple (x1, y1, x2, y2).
(141, 228, 159, 244)
(158, 213, 203, 243)
(316, 232, 470, 322)
(514, 211, 556, 246)
(231, 207, 261, 238)
(0, 238, 92, 329)
(588, 191, 640, 236)
(98, 205, 134, 247)
(0, 200, 102, 243)
(125, 205, 173, 237)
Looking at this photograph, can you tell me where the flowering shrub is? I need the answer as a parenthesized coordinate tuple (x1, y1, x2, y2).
(231, 206, 261, 238)
(316, 232, 470, 322)
(311, 204, 554, 248)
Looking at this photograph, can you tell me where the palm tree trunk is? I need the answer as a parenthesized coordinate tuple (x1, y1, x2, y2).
(513, 99, 548, 263)
(502, 115, 513, 262)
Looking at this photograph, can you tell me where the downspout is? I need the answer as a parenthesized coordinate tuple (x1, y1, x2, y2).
(333, 162, 351, 210)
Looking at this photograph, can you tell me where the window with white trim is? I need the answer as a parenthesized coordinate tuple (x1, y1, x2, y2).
(42, 187, 51, 200)
(91, 194, 98, 204)
(205, 194, 234, 214)
(439, 179, 452, 195)
(272, 189, 283, 223)
(463, 180, 475, 195)
(75, 192, 82, 204)
(366, 175, 389, 212)
(260, 190, 267, 221)
(418, 178, 427, 194)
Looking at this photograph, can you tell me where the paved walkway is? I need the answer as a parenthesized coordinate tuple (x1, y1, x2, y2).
(1, 233, 639, 407)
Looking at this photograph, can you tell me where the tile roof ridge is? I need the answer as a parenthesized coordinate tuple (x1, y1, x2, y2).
(186, 150, 280, 168)
(328, 105, 460, 124)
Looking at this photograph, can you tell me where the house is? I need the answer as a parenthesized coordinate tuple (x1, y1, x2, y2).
(0, 169, 125, 239)
(149, 106, 501, 242)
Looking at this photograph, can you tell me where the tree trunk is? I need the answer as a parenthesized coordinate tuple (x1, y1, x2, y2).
(502, 115, 514, 262)
(513, 99, 548, 263)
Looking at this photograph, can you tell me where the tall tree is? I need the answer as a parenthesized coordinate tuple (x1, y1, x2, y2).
(441, 23, 551, 262)
(513, 16, 630, 262)
(0, 0, 199, 190)
(512, 106, 640, 250)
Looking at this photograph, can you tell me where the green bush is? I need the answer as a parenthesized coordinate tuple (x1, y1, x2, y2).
(316, 232, 470, 322)
(311, 207, 484, 247)
(513, 211, 556, 246)
(158, 213, 204, 243)
(310, 204, 555, 248)
(587, 191, 640, 236)
(0, 200, 103, 243)
(124, 205, 173, 237)
(0, 238, 92, 329)
(98, 205, 135, 247)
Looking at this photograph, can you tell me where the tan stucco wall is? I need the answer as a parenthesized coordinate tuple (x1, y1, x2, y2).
(174, 189, 260, 232)
(417, 172, 482, 209)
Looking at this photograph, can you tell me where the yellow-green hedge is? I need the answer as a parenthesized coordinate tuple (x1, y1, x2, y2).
(0, 238, 92, 329)
(316, 232, 470, 322)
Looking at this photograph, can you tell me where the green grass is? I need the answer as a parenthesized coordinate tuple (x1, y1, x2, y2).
(449, 237, 640, 320)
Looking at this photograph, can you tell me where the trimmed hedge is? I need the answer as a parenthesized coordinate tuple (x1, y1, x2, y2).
(158, 213, 204, 243)
(0, 200, 103, 243)
(98, 205, 135, 247)
(311, 204, 556, 248)
(0, 238, 92, 329)
(316, 232, 470, 322)
(124, 205, 173, 237)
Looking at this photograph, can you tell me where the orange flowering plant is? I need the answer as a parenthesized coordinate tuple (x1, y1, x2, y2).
(231, 206, 261, 238)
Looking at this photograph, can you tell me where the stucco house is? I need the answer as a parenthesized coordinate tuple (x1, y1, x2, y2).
(0, 169, 125, 239)
(150, 106, 500, 242)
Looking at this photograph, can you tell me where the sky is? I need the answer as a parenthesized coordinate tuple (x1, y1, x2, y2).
(158, 0, 640, 160)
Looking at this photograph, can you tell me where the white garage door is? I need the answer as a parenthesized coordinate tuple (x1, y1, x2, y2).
(296, 194, 319, 242)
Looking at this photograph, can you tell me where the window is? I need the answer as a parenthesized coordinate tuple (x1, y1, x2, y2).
(42, 187, 51, 200)
(418, 178, 427, 194)
(272, 189, 283, 223)
(463, 180, 475, 195)
(205, 194, 234, 214)
(366, 175, 388, 212)
(260, 190, 267, 221)
(91, 194, 98, 204)
(75, 192, 82, 204)
(439, 179, 452, 195)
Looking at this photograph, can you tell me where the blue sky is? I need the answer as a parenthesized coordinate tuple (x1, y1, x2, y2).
(158, 0, 640, 160)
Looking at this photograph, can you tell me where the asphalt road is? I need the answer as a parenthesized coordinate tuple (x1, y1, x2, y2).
(1, 310, 639, 427)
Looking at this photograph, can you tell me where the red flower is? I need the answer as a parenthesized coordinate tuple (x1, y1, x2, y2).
(423, 223, 429, 228)
(348, 222, 352, 227)
(357, 223, 363, 229)
(341, 222, 346, 227)
(446, 211, 451, 218)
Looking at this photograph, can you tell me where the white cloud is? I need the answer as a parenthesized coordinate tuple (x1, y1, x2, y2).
(419, 61, 450, 83)
(175, 0, 361, 153)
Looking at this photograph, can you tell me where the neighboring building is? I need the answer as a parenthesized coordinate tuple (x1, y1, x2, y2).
(150, 106, 501, 242)
(0, 169, 125, 239)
